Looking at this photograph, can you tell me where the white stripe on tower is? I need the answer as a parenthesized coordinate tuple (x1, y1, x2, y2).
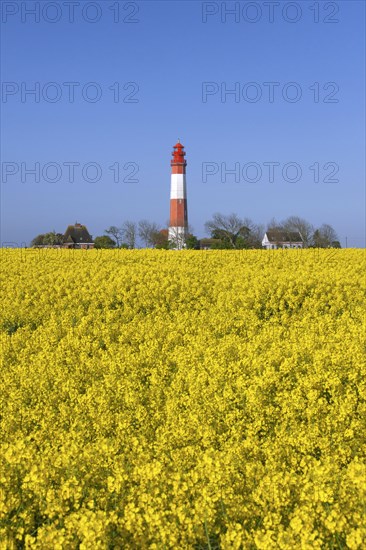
(169, 140, 188, 249)
(170, 174, 187, 199)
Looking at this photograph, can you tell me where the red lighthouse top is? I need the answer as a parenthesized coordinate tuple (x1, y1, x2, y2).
(171, 140, 187, 166)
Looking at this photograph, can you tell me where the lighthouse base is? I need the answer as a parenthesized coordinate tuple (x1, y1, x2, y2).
(168, 226, 187, 250)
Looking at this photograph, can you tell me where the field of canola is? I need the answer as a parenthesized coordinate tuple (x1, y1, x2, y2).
(1, 248, 365, 549)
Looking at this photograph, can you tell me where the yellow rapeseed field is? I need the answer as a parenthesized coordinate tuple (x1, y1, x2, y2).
(1, 248, 365, 549)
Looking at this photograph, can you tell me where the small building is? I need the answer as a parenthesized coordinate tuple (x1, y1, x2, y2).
(63, 223, 94, 249)
(262, 230, 303, 250)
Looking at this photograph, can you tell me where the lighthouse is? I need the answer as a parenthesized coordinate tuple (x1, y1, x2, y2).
(168, 140, 188, 249)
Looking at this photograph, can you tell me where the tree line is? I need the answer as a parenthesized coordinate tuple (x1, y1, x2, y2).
(31, 214, 341, 249)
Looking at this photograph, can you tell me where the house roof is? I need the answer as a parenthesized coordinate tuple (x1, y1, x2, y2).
(63, 223, 93, 244)
(265, 230, 303, 243)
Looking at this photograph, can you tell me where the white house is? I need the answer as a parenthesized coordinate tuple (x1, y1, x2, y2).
(262, 230, 304, 249)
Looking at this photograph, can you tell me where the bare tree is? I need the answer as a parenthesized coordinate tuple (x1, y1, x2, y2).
(281, 216, 314, 247)
(105, 226, 123, 248)
(243, 219, 265, 248)
(312, 223, 339, 247)
(321, 223, 338, 244)
(138, 220, 161, 248)
(205, 213, 251, 248)
(266, 217, 283, 231)
(121, 221, 137, 249)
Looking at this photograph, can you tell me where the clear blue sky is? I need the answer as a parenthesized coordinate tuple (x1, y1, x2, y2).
(1, 0, 365, 247)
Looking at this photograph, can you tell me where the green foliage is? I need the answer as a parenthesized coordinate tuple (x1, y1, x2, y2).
(31, 231, 64, 247)
(153, 231, 169, 249)
(186, 235, 200, 249)
(94, 236, 116, 249)
(31, 234, 45, 247)
(209, 239, 233, 249)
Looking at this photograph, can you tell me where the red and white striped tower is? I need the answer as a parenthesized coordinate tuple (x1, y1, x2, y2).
(169, 140, 188, 249)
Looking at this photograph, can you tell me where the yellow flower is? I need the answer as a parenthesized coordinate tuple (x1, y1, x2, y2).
(0, 249, 364, 548)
